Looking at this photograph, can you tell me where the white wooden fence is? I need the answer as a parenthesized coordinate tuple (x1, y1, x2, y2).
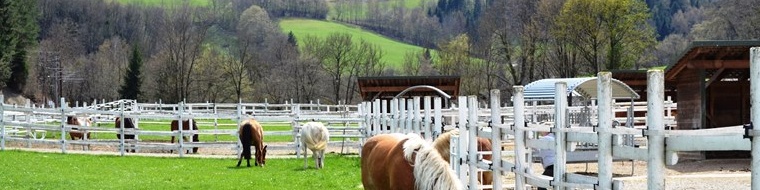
(0, 99, 362, 158)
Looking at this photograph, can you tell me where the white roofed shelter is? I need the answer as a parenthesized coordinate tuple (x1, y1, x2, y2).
(524, 77, 640, 102)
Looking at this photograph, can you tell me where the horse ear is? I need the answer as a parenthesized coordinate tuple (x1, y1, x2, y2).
(264, 145, 268, 149)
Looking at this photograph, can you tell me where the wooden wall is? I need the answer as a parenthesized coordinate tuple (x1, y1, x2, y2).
(676, 69, 703, 129)
(707, 81, 750, 128)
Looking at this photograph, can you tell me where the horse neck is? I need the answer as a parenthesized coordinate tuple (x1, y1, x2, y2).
(412, 144, 462, 190)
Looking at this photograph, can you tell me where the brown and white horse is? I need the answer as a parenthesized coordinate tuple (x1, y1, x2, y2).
(237, 118, 267, 167)
(361, 133, 463, 190)
(432, 130, 494, 188)
(170, 119, 200, 154)
(67, 116, 92, 150)
(300, 122, 329, 169)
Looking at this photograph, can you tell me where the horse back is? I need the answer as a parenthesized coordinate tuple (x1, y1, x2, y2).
(361, 134, 414, 190)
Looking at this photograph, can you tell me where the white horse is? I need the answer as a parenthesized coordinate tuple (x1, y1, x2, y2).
(300, 122, 330, 169)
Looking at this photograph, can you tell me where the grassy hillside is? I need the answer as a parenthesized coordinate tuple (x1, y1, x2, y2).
(280, 18, 430, 69)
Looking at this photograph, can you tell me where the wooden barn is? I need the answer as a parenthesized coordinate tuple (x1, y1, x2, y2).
(664, 40, 760, 158)
(611, 70, 677, 102)
(356, 76, 460, 102)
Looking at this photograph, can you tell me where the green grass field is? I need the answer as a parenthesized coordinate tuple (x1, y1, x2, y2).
(0, 150, 362, 189)
(279, 18, 430, 69)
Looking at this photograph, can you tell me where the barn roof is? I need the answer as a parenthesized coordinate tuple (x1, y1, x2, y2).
(665, 40, 760, 81)
(524, 77, 639, 101)
(357, 76, 460, 101)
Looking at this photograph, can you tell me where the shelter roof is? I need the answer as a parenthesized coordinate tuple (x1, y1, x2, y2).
(665, 40, 760, 81)
(357, 76, 460, 101)
(524, 77, 640, 101)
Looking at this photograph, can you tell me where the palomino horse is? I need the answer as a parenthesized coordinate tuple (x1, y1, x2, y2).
(170, 119, 200, 154)
(115, 117, 137, 152)
(237, 118, 267, 167)
(361, 133, 463, 190)
(67, 116, 92, 150)
(300, 122, 330, 169)
(433, 130, 494, 188)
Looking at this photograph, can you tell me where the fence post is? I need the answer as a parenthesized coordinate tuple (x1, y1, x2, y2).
(60, 97, 67, 154)
(390, 99, 398, 134)
(489, 90, 502, 190)
(598, 72, 614, 190)
(513, 87, 527, 189)
(457, 96, 469, 185)
(178, 102, 185, 158)
(647, 70, 665, 189)
(433, 97, 443, 139)
(467, 96, 478, 190)
(423, 96, 432, 140)
(750, 47, 760, 189)
(413, 97, 421, 136)
(293, 104, 301, 158)
(119, 100, 125, 156)
(236, 101, 243, 159)
(1, 95, 5, 151)
(406, 99, 414, 134)
(554, 82, 567, 189)
(373, 99, 380, 136)
(398, 98, 407, 133)
(214, 103, 219, 142)
(380, 100, 387, 134)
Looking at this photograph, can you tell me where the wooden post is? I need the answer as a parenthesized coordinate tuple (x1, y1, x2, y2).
(60, 97, 67, 154)
(1, 95, 5, 151)
(554, 82, 567, 189)
(178, 101, 185, 158)
(597, 72, 613, 190)
(457, 96, 468, 184)
(398, 98, 407, 133)
(213, 103, 219, 142)
(750, 47, 760, 190)
(373, 99, 380, 136)
(119, 100, 125, 156)
(413, 97, 421, 136)
(647, 70, 665, 189)
(513, 87, 527, 189)
(467, 96, 478, 190)
(423, 96, 432, 140)
(433, 97, 443, 139)
(390, 99, 398, 133)
(381, 100, 387, 134)
(406, 99, 414, 134)
(489, 89, 503, 190)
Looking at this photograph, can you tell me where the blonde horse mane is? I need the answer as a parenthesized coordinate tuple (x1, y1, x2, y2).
(301, 122, 329, 151)
(402, 133, 463, 190)
(432, 130, 459, 162)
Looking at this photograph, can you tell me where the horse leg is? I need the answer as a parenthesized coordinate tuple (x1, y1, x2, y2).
(316, 150, 324, 169)
(302, 143, 308, 169)
(236, 154, 243, 167)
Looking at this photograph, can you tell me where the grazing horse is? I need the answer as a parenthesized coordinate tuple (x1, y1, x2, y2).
(300, 122, 330, 169)
(432, 130, 494, 188)
(67, 116, 92, 140)
(361, 133, 463, 190)
(170, 119, 200, 154)
(237, 118, 267, 167)
(115, 117, 137, 152)
(67, 116, 92, 150)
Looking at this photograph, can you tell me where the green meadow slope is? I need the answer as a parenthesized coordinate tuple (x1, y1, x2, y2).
(280, 18, 430, 69)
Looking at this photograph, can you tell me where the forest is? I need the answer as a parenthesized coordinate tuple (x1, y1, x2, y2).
(0, 0, 758, 105)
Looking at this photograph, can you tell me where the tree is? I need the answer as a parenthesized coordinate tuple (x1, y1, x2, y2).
(556, 0, 656, 74)
(1, 0, 39, 91)
(119, 46, 142, 100)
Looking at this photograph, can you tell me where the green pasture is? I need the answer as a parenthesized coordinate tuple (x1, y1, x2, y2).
(0, 150, 362, 189)
(279, 18, 432, 69)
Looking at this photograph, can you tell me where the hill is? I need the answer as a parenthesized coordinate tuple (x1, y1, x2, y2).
(279, 18, 430, 69)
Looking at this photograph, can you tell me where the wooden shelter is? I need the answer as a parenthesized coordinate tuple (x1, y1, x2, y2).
(665, 41, 760, 158)
(611, 70, 677, 102)
(357, 76, 460, 102)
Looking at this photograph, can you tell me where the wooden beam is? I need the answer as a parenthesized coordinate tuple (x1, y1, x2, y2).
(705, 68, 726, 88)
(686, 60, 749, 69)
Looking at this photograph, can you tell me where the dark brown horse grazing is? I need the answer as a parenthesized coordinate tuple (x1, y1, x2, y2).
(433, 130, 494, 188)
(237, 118, 267, 167)
(170, 119, 200, 154)
(361, 133, 462, 190)
(115, 117, 137, 153)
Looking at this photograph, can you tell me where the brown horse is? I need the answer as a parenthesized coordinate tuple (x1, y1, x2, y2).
(432, 130, 494, 188)
(115, 117, 137, 152)
(170, 119, 200, 154)
(361, 133, 463, 190)
(237, 118, 267, 167)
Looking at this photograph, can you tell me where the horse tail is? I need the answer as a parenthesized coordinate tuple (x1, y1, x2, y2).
(239, 123, 253, 159)
(402, 133, 463, 190)
(302, 122, 329, 151)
